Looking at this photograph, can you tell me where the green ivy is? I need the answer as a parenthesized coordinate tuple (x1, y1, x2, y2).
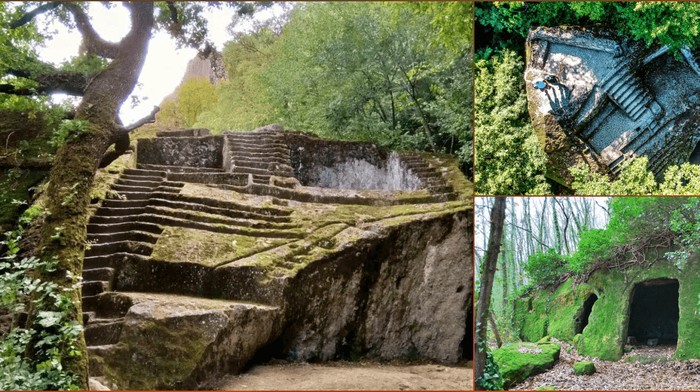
(0, 204, 81, 390)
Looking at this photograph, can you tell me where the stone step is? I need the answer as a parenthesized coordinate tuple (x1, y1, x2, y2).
(90, 213, 303, 238)
(231, 166, 274, 177)
(101, 199, 149, 208)
(88, 231, 160, 245)
(106, 191, 151, 200)
(94, 206, 147, 217)
(165, 172, 249, 187)
(87, 221, 163, 235)
(82, 292, 134, 318)
(123, 168, 166, 177)
(85, 240, 154, 258)
(617, 85, 639, 109)
(229, 159, 292, 171)
(115, 178, 162, 187)
(82, 280, 111, 297)
(83, 267, 116, 283)
(110, 184, 156, 193)
(228, 141, 288, 150)
(120, 174, 164, 182)
(427, 185, 455, 194)
(137, 163, 225, 173)
(252, 174, 271, 184)
(85, 319, 124, 346)
(145, 206, 299, 230)
(149, 192, 292, 216)
(148, 198, 292, 223)
(229, 154, 290, 163)
(84, 253, 149, 270)
(229, 146, 289, 155)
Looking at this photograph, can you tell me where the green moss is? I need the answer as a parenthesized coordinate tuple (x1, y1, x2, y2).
(0, 168, 47, 230)
(492, 342, 561, 388)
(151, 226, 289, 267)
(518, 249, 700, 361)
(537, 385, 557, 391)
(520, 295, 548, 342)
(572, 361, 595, 375)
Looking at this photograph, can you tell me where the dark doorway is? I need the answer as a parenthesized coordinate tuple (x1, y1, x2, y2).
(574, 294, 598, 334)
(627, 279, 679, 344)
(690, 141, 700, 164)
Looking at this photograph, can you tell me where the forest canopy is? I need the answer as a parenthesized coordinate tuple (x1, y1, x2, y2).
(161, 2, 473, 175)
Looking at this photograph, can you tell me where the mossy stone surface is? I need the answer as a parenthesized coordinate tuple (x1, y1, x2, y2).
(573, 360, 595, 375)
(492, 342, 561, 388)
(518, 248, 700, 361)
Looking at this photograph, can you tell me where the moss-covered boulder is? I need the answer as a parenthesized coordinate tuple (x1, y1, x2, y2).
(92, 293, 283, 389)
(492, 342, 561, 387)
(573, 361, 596, 375)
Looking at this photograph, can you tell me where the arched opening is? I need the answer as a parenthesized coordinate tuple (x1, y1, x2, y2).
(689, 140, 700, 164)
(574, 293, 598, 334)
(627, 279, 679, 345)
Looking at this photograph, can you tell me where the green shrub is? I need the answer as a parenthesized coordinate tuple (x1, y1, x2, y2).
(525, 248, 568, 287)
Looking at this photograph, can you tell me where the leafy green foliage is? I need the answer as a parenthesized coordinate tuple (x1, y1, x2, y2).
(0, 204, 82, 390)
(157, 78, 218, 128)
(572, 157, 700, 195)
(195, 2, 472, 174)
(525, 248, 568, 287)
(194, 28, 278, 131)
(474, 50, 549, 194)
(476, 2, 700, 54)
(476, 349, 506, 390)
(49, 119, 89, 150)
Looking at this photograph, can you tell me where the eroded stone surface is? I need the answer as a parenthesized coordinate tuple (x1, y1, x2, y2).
(526, 26, 700, 185)
(83, 127, 472, 389)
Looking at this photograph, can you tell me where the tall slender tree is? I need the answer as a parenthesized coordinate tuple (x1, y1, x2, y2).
(475, 197, 506, 387)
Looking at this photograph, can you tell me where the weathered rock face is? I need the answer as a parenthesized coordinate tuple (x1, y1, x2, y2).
(280, 211, 472, 363)
(514, 248, 700, 361)
(83, 127, 472, 389)
(91, 294, 282, 389)
(525, 26, 700, 185)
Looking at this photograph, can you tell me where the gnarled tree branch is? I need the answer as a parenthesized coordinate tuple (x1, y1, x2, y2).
(64, 3, 121, 58)
(122, 105, 160, 132)
(9, 2, 64, 29)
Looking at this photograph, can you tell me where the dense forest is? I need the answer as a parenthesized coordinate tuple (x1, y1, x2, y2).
(474, 2, 700, 195)
(157, 2, 472, 176)
(475, 197, 700, 389)
(0, 2, 471, 389)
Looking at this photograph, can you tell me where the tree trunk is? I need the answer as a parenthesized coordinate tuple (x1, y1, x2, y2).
(474, 197, 506, 387)
(488, 311, 502, 348)
(24, 3, 155, 387)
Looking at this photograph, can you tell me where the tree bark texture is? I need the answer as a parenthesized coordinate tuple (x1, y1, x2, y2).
(474, 197, 506, 388)
(24, 3, 155, 387)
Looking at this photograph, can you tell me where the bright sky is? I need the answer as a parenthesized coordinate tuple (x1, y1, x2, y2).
(34, 2, 285, 124)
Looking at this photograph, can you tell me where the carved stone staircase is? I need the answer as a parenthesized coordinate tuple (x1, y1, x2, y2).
(81, 165, 300, 378)
(225, 131, 296, 184)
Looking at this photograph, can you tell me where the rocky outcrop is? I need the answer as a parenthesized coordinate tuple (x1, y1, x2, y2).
(492, 342, 561, 388)
(83, 127, 472, 389)
(90, 294, 282, 389)
(525, 26, 700, 186)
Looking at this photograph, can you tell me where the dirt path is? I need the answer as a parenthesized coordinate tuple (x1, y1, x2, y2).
(513, 340, 700, 390)
(216, 360, 473, 390)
